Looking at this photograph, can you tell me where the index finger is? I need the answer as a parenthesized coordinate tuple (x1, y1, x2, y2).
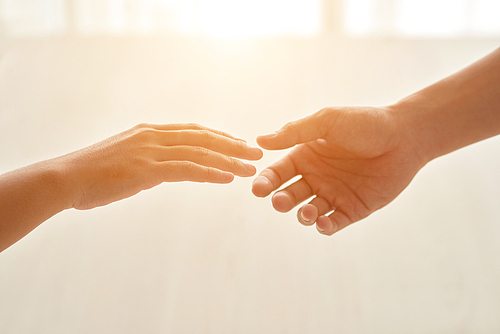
(147, 123, 246, 142)
(158, 130, 263, 161)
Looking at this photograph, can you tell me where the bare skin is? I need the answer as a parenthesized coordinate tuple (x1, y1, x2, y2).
(0, 123, 263, 252)
(253, 47, 500, 236)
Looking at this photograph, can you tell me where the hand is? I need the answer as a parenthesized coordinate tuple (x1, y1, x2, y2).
(252, 106, 426, 236)
(57, 123, 263, 210)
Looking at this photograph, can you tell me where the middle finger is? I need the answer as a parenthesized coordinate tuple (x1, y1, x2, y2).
(157, 130, 262, 161)
(156, 145, 256, 177)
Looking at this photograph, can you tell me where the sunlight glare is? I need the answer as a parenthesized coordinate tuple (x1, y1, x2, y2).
(196, 0, 320, 38)
(396, 0, 467, 37)
(344, 0, 375, 36)
(470, 0, 500, 35)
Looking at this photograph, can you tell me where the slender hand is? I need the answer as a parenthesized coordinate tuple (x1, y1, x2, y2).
(0, 123, 262, 251)
(253, 47, 500, 236)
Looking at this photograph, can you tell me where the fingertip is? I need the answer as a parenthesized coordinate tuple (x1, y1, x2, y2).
(256, 134, 279, 150)
(220, 171, 234, 183)
(255, 148, 264, 159)
(248, 147, 264, 160)
(257, 133, 277, 141)
(242, 163, 257, 177)
(316, 215, 337, 236)
(298, 204, 318, 226)
(257, 132, 296, 150)
(272, 191, 294, 213)
(256, 135, 269, 148)
(252, 176, 273, 197)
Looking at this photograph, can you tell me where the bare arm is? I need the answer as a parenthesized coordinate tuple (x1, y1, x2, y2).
(395, 47, 500, 161)
(0, 123, 262, 252)
(253, 47, 500, 236)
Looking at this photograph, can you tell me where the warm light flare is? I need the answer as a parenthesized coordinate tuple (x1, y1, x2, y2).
(152, 0, 320, 38)
(196, 0, 320, 38)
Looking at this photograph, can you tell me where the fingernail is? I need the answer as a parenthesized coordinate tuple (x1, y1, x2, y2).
(252, 176, 273, 197)
(260, 133, 277, 139)
(316, 220, 325, 232)
(244, 163, 255, 172)
(300, 210, 310, 223)
(253, 176, 272, 188)
(221, 171, 234, 182)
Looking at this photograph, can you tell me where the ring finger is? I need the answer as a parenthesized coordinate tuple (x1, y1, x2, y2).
(297, 197, 333, 226)
(157, 145, 256, 177)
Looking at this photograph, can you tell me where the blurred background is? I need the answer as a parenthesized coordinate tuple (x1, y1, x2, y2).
(1, 0, 500, 333)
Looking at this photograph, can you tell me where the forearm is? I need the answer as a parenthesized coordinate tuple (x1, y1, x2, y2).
(391, 47, 500, 163)
(0, 159, 73, 252)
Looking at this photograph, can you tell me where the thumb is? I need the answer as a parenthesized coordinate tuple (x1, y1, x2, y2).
(257, 108, 333, 150)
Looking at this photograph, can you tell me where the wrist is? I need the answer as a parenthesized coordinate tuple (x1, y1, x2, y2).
(43, 157, 79, 211)
(388, 48, 500, 165)
(386, 96, 440, 166)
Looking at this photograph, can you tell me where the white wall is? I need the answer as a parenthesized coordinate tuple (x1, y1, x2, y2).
(1, 36, 500, 333)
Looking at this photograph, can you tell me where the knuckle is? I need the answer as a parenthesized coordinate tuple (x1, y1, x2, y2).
(180, 161, 196, 176)
(282, 121, 302, 142)
(200, 129, 216, 141)
(317, 107, 338, 132)
(225, 137, 245, 150)
(235, 138, 247, 149)
(187, 123, 203, 130)
(205, 166, 216, 178)
(282, 121, 299, 135)
(134, 128, 156, 142)
(318, 106, 333, 115)
(224, 156, 240, 170)
(134, 122, 152, 130)
(282, 121, 295, 131)
(261, 169, 281, 188)
(137, 144, 156, 157)
(197, 147, 212, 159)
(319, 107, 340, 122)
(230, 157, 241, 167)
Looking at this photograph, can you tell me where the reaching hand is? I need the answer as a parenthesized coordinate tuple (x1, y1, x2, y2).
(60, 123, 263, 210)
(0, 122, 263, 251)
(252, 106, 426, 236)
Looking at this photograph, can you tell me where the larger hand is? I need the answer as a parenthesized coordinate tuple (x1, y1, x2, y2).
(252, 107, 426, 236)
